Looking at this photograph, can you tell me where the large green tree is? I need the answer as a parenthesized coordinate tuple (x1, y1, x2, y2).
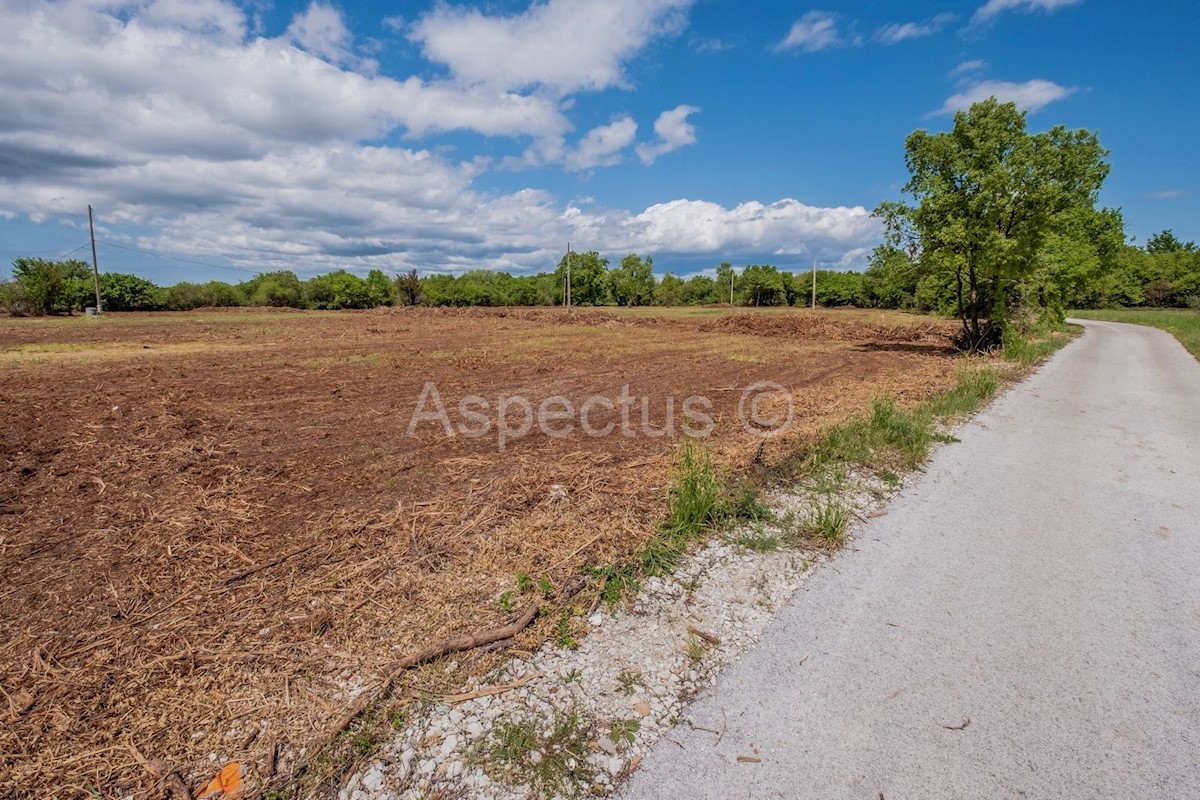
(876, 98, 1110, 351)
(555, 250, 610, 306)
(7, 257, 94, 315)
(610, 253, 655, 306)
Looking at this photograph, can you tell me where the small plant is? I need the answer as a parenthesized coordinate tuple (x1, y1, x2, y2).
(615, 669, 644, 695)
(487, 710, 596, 796)
(804, 499, 849, 545)
(554, 609, 578, 650)
(515, 572, 533, 593)
(684, 633, 706, 662)
(388, 709, 407, 731)
(609, 718, 641, 747)
(562, 668, 583, 684)
(731, 523, 780, 553)
(497, 591, 514, 613)
(537, 576, 554, 598)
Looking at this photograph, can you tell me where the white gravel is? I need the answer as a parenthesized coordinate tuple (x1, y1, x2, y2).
(338, 470, 900, 800)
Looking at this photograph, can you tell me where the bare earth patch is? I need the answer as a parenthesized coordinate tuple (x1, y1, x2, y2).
(0, 306, 958, 798)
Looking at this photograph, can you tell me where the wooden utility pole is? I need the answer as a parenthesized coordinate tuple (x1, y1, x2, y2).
(566, 243, 572, 310)
(88, 204, 102, 312)
(729, 267, 735, 305)
(811, 257, 817, 310)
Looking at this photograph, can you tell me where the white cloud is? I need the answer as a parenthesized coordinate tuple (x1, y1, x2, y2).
(774, 11, 845, 53)
(1146, 190, 1184, 200)
(0, 0, 879, 274)
(286, 2, 353, 64)
(934, 79, 1076, 115)
(875, 13, 956, 44)
(636, 106, 700, 165)
(565, 117, 638, 171)
(950, 59, 988, 78)
(690, 35, 737, 54)
(973, 0, 1085, 24)
(410, 0, 693, 95)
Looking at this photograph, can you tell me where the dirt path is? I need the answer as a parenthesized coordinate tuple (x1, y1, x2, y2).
(624, 319, 1200, 799)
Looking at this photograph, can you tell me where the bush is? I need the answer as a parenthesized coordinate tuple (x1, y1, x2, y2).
(99, 273, 162, 311)
(239, 271, 304, 307)
(8, 258, 94, 315)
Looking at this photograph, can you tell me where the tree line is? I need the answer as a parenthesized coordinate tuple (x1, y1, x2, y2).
(0, 253, 886, 315)
(4, 99, 1197, 325)
(4, 230, 1196, 319)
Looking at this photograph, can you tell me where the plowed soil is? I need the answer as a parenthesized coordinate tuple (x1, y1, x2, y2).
(0, 306, 958, 798)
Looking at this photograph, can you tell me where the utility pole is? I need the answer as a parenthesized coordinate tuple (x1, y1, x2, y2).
(811, 256, 817, 310)
(88, 204, 102, 313)
(729, 267, 735, 305)
(566, 242, 572, 311)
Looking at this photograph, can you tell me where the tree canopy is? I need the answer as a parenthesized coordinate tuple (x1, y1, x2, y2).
(876, 98, 1111, 350)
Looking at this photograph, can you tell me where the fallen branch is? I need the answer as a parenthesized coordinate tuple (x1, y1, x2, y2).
(686, 626, 722, 647)
(942, 718, 971, 731)
(440, 674, 535, 703)
(330, 576, 586, 737)
(222, 541, 320, 585)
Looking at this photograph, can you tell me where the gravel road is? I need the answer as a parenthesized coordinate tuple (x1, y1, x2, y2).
(624, 319, 1200, 799)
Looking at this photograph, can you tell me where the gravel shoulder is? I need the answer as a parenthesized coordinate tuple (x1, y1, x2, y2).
(622, 319, 1200, 799)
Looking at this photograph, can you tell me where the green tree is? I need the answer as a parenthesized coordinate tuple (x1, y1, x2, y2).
(1145, 230, 1195, 254)
(655, 273, 686, 305)
(862, 246, 920, 309)
(99, 273, 162, 311)
(365, 269, 396, 307)
(395, 269, 422, 305)
(611, 253, 656, 306)
(715, 262, 735, 304)
(876, 98, 1110, 350)
(239, 271, 304, 307)
(555, 250, 610, 306)
(738, 264, 786, 306)
(683, 274, 720, 305)
(8, 257, 93, 315)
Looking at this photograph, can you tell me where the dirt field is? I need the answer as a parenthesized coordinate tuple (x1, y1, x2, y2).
(0, 306, 959, 798)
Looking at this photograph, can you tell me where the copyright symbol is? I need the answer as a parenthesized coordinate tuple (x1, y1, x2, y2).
(738, 381, 795, 438)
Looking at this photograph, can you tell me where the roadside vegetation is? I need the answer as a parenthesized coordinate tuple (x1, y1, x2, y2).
(1069, 308, 1200, 361)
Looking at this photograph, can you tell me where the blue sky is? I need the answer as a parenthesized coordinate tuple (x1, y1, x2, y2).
(0, 0, 1196, 285)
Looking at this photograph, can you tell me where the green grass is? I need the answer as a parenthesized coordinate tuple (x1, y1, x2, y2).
(486, 710, 597, 797)
(1070, 308, 1200, 361)
(798, 499, 850, 545)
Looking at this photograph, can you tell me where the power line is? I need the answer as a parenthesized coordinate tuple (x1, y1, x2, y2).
(96, 240, 261, 275)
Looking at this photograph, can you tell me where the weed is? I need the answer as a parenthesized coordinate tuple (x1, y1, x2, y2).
(554, 609, 578, 650)
(387, 709, 407, 731)
(803, 499, 849, 545)
(487, 710, 597, 797)
(609, 718, 641, 747)
(731, 524, 780, 553)
(562, 668, 583, 684)
(616, 669, 644, 695)
(515, 572, 533, 593)
(537, 576, 554, 598)
(497, 591, 514, 613)
(684, 633, 706, 662)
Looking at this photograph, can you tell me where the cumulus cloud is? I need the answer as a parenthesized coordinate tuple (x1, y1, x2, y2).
(636, 106, 700, 165)
(0, 0, 879, 274)
(409, 0, 693, 94)
(774, 11, 846, 54)
(875, 13, 957, 44)
(934, 78, 1076, 115)
(565, 117, 639, 171)
(973, 0, 1085, 24)
(286, 2, 353, 64)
